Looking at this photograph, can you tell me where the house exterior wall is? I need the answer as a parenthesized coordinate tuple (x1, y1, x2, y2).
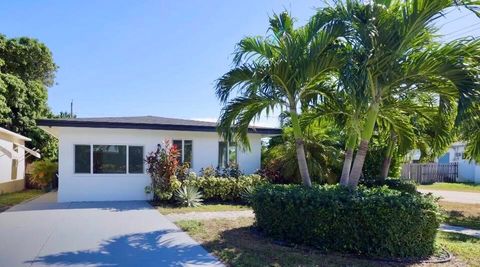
(0, 139, 26, 194)
(56, 127, 263, 202)
(437, 142, 479, 184)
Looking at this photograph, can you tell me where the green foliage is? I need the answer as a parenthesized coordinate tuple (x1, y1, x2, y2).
(262, 119, 343, 184)
(183, 174, 266, 201)
(251, 184, 441, 258)
(361, 138, 402, 178)
(30, 160, 58, 189)
(174, 185, 203, 207)
(0, 35, 58, 159)
(362, 178, 418, 194)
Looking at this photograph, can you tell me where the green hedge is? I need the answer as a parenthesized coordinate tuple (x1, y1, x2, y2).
(183, 174, 266, 201)
(251, 184, 441, 258)
(362, 178, 418, 194)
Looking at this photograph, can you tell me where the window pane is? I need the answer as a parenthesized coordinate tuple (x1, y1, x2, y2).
(93, 145, 126, 174)
(128, 146, 144, 173)
(173, 140, 183, 163)
(184, 140, 192, 167)
(218, 141, 227, 168)
(228, 142, 237, 165)
(75, 145, 91, 173)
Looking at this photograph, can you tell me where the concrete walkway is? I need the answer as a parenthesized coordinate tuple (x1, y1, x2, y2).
(0, 192, 224, 267)
(166, 210, 254, 222)
(418, 189, 480, 204)
(440, 224, 480, 238)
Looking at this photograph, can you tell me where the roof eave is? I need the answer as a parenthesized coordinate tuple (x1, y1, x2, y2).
(36, 119, 282, 135)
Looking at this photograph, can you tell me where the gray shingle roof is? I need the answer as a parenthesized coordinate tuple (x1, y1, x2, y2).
(37, 116, 281, 135)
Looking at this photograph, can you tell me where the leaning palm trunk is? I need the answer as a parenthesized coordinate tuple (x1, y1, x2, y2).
(340, 148, 354, 185)
(290, 107, 312, 187)
(348, 103, 380, 188)
(380, 133, 396, 181)
(379, 156, 392, 181)
(340, 133, 357, 185)
(295, 139, 312, 187)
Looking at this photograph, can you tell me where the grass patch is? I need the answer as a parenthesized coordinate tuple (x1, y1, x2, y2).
(0, 190, 43, 212)
(178, 217, 467, 267)
(437, 232, 480, 267)
(154, 202, 250, 215)
(440, 201, 480, 230)
(418, 182, 480, 193)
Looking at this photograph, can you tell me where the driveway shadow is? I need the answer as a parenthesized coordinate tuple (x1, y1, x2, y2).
(26, 229, 223, 267)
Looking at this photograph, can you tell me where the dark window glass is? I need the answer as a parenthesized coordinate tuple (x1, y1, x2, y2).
(93, 145, 126, 174)
(173, 140, 183, 163)
(75, 145, 91, 173)
(228, 142, 237, 164)
(218, 141, 227, 168)
(184, 140, 192, 166)
(128, 146, 144, 173)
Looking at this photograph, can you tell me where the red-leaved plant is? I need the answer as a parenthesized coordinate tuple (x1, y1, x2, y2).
(145, 140, 181, 201)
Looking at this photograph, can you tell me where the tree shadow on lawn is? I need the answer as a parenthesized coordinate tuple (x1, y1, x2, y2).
(26, 230, 222, 267)
(198, 225, 412, 267)
(445, 210, 480, 230)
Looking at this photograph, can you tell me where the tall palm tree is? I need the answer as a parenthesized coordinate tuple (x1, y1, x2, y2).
(215, 12, 345, 186)
(328, 0, 480, 188)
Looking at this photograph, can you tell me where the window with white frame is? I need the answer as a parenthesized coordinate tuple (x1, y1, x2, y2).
(172, 140, 193, 166)
(218, 141, 237, 168)
(74, 145, 144, 174)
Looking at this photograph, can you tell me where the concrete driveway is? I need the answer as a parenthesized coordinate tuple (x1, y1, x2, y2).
(418, 189, 480, 204)
(0, 192, 223, 267)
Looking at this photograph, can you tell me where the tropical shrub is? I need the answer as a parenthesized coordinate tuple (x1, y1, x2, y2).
(29, 160, 58, 189)
(199, 163, 243, 178)
(174, 185, 203, 207)
(251, 184, 441, 258)
(145, 141, 182, 201)
(362, 178, 417, 194)
(183, 174, 266, 201)
(262, 120, 343, 184)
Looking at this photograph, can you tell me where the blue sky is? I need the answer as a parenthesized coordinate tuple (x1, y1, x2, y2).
(0, 1, 479, 127)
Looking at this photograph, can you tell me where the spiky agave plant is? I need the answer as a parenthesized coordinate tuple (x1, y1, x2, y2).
(174, 185, 204, 207)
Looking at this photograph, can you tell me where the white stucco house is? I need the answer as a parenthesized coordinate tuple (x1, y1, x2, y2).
(37, 116, 281, 202)
(436, 141, 480, 184)
(0, 127, 41, 194)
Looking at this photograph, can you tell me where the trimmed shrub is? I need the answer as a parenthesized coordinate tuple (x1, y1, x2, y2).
(251, 184, 441, 258)
(183, 174, 266, 201)
(362, 178, 417, 194)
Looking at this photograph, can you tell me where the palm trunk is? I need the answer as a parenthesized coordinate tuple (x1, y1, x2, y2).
(290, 107, 312, 187)
(348, 103, 379, 188)
(380, 156, 392, 181)
(340, 134, 356, 186)
(380, 133, 396, 181)
(340, 148, 354, 186)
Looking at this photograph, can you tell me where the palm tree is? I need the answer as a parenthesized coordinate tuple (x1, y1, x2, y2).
(215, 11, 345, 186)
(263, 118, 343, 184)
(328, 0, 480, 188)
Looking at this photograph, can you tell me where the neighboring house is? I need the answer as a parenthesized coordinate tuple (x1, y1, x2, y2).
(436, 141, 480, 184)
(0, 127, 41, 194)
(37, 116, 281, 202)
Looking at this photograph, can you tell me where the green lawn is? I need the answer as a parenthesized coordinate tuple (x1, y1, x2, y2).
(418, 182, 480, 193)
(154, 203, 250, 215)
(0, 190, 43, 212)
(440, 201, 480, 230)
(177, 218, 477, 267)
(437, 232, 480, 267)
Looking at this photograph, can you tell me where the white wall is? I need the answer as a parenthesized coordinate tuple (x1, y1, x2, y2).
(0, 139, 25, 184)
(56, 127, 263, 202)
(0, 139, 13, 183)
